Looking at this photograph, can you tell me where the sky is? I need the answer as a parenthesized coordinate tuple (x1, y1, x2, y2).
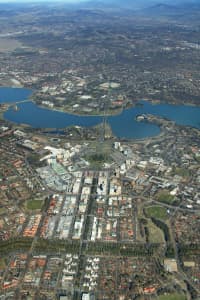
(0, 0, 195, 5)
(0, 0, 87, 2)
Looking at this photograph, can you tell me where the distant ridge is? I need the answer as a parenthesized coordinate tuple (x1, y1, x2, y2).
(75, 0, 159, 10)
(79, 0, 200, 17)
(137, 1, 200, 18)
(139, 3, 180, 15)
(0, 0, 200, 15)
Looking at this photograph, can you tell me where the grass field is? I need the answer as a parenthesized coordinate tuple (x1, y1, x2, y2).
(148, 219, 165, 243)
(0, 207, 7, 215)
(158, 293, 186, 300)
(0, 258, 5, 270)
(26, 199, 44, 210)
(145, 206, 168, 220)
(156, 190, 175, 205)
(174, 167, 190, 178)
(84, 141, 113, 169)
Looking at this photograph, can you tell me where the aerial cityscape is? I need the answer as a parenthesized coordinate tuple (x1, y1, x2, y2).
(0, 0, 200, 299)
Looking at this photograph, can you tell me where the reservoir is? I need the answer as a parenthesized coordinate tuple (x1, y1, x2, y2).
(0, 87, 32, 103)
(1, 87, 200, 139)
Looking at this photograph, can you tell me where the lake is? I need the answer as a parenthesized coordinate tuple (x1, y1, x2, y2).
(0, 87, 32, 103)
(1, 87, 200, 139)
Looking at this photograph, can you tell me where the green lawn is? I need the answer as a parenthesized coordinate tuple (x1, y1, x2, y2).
(85, 153, 112, 170)
(145, 206, 168, 220)
(158, 293, 186, 300)
(26, 199, 44, 210)
(147, 219, 165, 243)
(0, 207, 6, 215)
(156, 190, 175, 205)
(174, 167, 190, 178)
(0, 258, 6, 270)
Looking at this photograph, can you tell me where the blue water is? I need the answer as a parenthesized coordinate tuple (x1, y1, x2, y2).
(4, 101, 161, 139)
(1, 87, 200, 139)
(0, 87, 32, 103)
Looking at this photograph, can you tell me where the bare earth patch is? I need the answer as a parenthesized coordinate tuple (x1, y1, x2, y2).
(0, 37, 22, 52)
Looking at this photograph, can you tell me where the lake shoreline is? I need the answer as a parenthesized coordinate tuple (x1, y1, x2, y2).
(1, 87, 200, 140)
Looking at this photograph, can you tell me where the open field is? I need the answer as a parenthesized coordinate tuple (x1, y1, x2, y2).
(0, 38, 22, 52)
(174, 167, 191, 178)
(148, 219, 165, 243)
(0, 258, 6, 269)
(157, 293, 186, 300)
(145, 206, 168, 220)
(26, 199, 44, 210)
(156, 190, 176, 205)
(0, 207, 7, 215)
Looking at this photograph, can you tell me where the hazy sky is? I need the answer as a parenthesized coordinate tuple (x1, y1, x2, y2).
(0, 0, 87, 2)
(0, 0, 192, 5)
